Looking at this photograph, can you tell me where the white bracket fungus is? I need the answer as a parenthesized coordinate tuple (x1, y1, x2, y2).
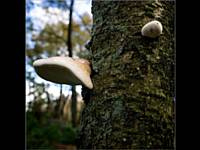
(33, 56, 93, 89)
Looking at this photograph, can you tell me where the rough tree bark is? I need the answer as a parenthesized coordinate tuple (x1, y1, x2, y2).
(78, 0, 175, 149)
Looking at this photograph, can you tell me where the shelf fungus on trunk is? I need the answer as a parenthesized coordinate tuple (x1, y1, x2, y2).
(141, 20, 163, 38)
(33, 56, 93, 89)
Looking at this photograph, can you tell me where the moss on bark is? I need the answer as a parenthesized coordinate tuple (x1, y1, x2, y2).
(78, 0, 175, 149)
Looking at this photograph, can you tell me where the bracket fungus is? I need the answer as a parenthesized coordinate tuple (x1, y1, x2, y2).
(33, 56, 93, 89)
(141, 20, 163, 38)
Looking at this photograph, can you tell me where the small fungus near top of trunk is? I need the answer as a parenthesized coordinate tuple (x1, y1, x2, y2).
(141, 20, 163, 38)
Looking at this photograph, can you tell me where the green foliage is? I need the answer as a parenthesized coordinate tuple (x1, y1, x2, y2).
(27, 95, 78, 149)
(27, 104, 78, 149)
(60, 124, 77, 144)
(27, 111, 55, 149)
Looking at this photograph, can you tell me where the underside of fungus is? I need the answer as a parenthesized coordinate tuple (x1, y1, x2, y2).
(33, 56, 93, 89)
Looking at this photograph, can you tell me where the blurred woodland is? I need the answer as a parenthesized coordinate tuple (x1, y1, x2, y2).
(26, 0, 92, 149)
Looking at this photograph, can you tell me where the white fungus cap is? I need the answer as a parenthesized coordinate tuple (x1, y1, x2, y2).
(141, 20, 163, 38)
(33, 56, 93, 89)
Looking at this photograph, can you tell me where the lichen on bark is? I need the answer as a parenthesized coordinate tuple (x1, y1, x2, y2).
(78, 0, 175, 149)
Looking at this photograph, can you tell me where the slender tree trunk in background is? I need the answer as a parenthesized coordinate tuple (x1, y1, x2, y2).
(60, 84, 62, 99)
(45, 91, 51, 112)
(78, 0, 175, 149)
(67, 0, 74, 58)
(71, 86, 77, 127)
(55, 96, 61, 119)
(55, 84, 63, 119)
(59, 84, 63, 120)
(67, 0, 77, 127)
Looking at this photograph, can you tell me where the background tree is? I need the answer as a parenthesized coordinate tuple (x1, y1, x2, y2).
(66, 0, 77, 128)
(78, 0, 175, 149)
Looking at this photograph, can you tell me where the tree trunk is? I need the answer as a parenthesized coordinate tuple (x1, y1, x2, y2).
(71, 86, 77, 127)
(66, 0, 77, 127)
(78, 0, 175, 149)
(67, 0, 74, 58)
